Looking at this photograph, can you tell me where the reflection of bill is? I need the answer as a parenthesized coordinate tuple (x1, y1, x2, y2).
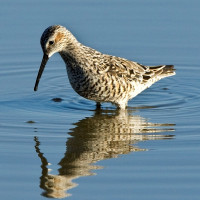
(34, 110, 175, 198)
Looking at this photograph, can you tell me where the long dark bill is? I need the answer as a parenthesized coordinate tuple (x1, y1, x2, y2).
(34, 54, 49, 91)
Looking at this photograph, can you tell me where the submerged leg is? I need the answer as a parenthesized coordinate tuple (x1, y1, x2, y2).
(96, 102, 101, 109)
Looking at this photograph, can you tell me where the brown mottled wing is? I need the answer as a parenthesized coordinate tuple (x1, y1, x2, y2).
(106, 56, 150, 83)
(97, 55, 174, 83)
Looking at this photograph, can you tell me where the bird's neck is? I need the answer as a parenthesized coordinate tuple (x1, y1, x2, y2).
(60, 41, 92, 65)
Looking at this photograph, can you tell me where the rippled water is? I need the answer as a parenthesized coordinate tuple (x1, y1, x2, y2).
(1, 0, 200, 199)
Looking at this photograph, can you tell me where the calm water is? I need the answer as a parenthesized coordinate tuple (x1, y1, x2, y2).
(0, 0, 200, 199)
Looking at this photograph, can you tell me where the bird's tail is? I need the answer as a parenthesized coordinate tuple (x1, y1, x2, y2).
(149, 65, 176, 79)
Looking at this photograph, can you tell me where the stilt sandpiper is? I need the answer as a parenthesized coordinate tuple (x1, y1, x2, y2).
(34, 25, 175, 109)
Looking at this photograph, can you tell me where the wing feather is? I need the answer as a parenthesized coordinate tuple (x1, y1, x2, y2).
(96, 54, 174, 83)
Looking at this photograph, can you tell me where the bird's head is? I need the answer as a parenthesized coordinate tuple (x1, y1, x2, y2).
(40, 25, 67, 57)
(34, 25, 77, 91)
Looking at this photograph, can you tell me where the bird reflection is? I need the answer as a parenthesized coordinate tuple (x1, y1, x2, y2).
(34, 109, 175, 198)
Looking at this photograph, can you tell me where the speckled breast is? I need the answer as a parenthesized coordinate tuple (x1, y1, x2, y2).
(66, 65, 134, 103)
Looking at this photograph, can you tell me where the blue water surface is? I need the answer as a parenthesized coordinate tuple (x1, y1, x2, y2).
(0, 0, 200, 199)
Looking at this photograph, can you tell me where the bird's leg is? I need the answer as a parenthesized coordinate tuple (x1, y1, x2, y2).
(96, 102, 101, 110)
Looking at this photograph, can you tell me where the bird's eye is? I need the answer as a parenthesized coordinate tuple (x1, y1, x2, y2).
(49, 41, 54, 45)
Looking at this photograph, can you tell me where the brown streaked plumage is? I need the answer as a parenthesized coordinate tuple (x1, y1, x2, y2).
(34, 25, 175, 109)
